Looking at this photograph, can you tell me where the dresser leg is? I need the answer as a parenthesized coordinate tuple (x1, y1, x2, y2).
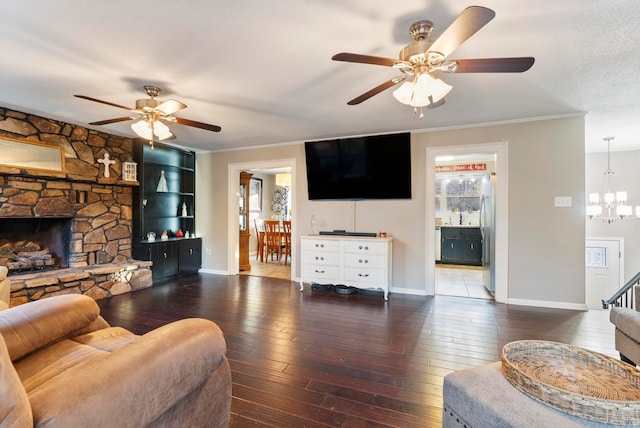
(299, 281, 304, 292)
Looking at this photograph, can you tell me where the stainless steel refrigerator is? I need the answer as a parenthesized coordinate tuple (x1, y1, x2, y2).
(480, 173, 496, 295)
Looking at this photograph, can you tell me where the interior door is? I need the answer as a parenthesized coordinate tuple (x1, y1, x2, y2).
(586, 238, 622, 309)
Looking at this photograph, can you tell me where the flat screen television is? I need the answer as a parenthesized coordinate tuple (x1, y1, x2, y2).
(305, 132, 411, 200)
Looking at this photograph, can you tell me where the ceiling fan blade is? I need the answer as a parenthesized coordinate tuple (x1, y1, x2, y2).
(332, 52, 403, 68)
(88, 116, 134, 126)
(347, 79, 400, 105)
(428, 6, 495, 58)
(174, 117, 222, 132)
(451, 57, 535, 73)
(74, 95, 133, 111)
(156, 99, 187, 115)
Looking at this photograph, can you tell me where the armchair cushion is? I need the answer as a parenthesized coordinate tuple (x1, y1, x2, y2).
(0, 335, 33, 427)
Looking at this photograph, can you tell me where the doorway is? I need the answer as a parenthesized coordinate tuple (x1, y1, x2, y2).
(228, 159, 297, 281)
(426, 142, 509, 303)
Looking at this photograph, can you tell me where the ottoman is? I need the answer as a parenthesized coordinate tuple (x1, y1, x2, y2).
(443, 362, 631, 427)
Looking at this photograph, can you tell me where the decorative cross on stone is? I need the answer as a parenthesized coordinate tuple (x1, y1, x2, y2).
(97, 152, 116, 178)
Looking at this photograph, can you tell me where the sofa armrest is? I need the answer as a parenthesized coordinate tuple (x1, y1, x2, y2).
(27, 318, 230, 428)
(0, 294, 100, 361)
(611, 306, 640, 344)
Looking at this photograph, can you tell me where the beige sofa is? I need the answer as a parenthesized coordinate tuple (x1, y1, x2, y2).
(0, 294, 232, 427)
(609, 285, 640, 366)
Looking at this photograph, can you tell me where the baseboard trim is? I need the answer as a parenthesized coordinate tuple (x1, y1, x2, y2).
(390, 287, 429, 297)
(508, 298, 588, 311)
(198, 268, 229, 275)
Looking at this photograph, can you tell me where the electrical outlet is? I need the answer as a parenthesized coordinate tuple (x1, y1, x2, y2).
(554, 196, 572, 207)
(206, 248, 211, 256)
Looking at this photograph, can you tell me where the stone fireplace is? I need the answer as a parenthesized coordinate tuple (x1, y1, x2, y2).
(1, 107, 152, 306)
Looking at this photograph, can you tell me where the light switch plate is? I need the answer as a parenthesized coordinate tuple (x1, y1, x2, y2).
(554, 196, 572, 207)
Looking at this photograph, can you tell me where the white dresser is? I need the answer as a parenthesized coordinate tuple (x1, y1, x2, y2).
(299, 235, 393, 300)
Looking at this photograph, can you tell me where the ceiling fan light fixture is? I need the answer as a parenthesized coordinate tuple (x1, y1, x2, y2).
(131, 120, 153, 140)
(392, 81, 415, 105)
(153, 120, 173, 140)
(415, 73, 452, 103)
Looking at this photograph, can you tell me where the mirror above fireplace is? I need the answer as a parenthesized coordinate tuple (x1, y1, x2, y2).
(0, 136, 64, 172)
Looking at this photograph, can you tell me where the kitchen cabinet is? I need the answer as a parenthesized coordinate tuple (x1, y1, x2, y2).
(440, 227, 482, 266)
(300, 235, 392, 300)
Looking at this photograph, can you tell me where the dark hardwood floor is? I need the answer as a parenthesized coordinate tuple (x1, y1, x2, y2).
(97, 273, 617, 427)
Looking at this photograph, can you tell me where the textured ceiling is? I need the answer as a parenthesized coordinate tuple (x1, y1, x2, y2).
(0, 1, 638, 153)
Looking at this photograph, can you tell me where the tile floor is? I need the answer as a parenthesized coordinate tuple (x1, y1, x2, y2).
(435, 264, 494, 300)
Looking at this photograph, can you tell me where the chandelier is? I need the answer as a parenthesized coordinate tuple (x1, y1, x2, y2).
(587, 137, 639, 223)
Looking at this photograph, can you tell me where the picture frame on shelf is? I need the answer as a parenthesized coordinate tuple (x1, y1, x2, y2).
(249, 178, 262, 212)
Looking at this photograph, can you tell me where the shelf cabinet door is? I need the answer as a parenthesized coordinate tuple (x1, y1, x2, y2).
(179, 238, 202, 273)
(150, 242, 179, 280)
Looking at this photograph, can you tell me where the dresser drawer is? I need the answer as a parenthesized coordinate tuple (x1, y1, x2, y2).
(301, 251, 340, 266)
(344, 267, 386, 284)
(344, 240, 388, 254)
(301, 238, 341, 252)
(344, 253, 386, 268)
(301, 264, 341, 282)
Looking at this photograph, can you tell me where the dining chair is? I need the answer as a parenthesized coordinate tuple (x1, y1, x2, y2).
(282, 220, 292, 265)
(254, 219, 265, 262)
(263, 220, 282, 263)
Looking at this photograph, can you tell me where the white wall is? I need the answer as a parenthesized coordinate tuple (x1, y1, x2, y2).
(586, 150, 640, 283)
(196, 116, 587, 307)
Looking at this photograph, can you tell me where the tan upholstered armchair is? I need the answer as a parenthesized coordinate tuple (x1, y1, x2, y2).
(0, 294, 231, 427)
(609, 285, 640, 366)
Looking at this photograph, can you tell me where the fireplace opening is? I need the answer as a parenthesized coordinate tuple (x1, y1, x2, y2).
(0, 218, 72, 276)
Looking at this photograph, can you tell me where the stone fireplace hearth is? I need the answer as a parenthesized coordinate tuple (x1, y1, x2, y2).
(1, 107, 152, 306)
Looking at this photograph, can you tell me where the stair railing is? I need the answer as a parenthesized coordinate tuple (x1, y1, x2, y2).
(602, 272, 640, 309)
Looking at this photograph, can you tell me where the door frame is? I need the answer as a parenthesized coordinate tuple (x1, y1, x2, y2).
(227, 158, 297, 278)
(426, 142, 509, 303)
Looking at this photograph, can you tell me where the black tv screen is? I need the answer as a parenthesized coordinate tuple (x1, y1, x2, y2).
(305, 133, 412, 200)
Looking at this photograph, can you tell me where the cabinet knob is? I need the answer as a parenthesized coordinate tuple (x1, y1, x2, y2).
(189, 248, 193, 255)
(163, 252, 167, 258)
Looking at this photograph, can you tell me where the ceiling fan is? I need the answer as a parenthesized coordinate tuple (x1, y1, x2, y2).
(74, 85, 221, 144)
(332, 6, 534, 113)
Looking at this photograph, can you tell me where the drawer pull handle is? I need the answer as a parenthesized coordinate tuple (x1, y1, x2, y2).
(358, 259, 369, 264)
(358, 273, 370, 278)
(163, 252, 167, 258)
(315, 256, 324, 261)
(315, 269, 325, 274)
(189, 249, 193, 255)
(358, 245, 369, 250)
(315, 243, 324, 248)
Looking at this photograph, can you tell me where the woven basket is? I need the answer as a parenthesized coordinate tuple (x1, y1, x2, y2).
(502, 340, 640, 425)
